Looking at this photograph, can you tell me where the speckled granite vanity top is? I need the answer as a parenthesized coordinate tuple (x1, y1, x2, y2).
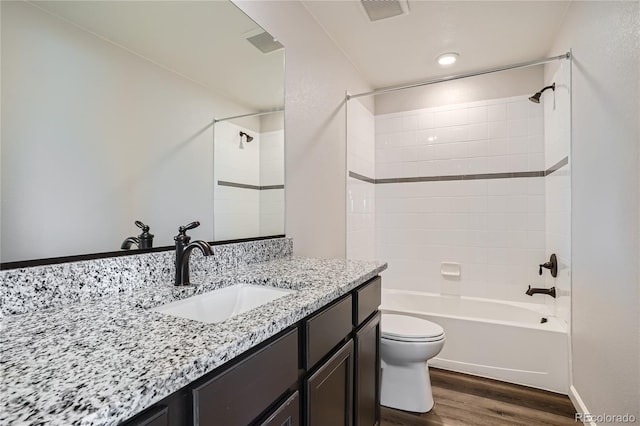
(0, 257, 386, 426)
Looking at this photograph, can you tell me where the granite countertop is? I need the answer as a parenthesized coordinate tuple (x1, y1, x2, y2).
(0, 257, 386, 426)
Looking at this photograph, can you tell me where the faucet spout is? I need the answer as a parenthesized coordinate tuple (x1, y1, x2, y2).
(121, 237, 140, 250)
(121, 221, 154, 250)
(525, 285, 556, 298)
(176, 241, 213, 286)
(174, 221, 213, 286)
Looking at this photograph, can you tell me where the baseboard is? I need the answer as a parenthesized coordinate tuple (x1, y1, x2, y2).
(569, 385, 596, 426)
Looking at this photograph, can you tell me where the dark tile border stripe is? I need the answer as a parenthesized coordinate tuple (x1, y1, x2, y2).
(348, 171, 376, 184)
(348, 156, 569, 185)
(545, 156, 569, 176)
(218, 180, 284, 190)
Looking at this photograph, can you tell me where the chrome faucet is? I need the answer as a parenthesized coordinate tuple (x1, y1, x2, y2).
(525, 285, 556, 298)
(174, 221, 213, 286)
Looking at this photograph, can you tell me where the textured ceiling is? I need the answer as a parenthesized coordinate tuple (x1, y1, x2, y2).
(302, 1, 571, 90)
(31, 1, 285, 112)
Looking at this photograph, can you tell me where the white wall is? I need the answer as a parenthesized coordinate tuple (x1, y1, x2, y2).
(233, 0, 372, 258)
(1, 1, 254, 260)
(375, 95, 548, 303)
(547, 1, 639, 419)
(346, 98, 376, 260)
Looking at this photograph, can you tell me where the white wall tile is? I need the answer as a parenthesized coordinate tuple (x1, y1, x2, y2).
(468, 106, 488, 124)
(507, 100, 529, 120)
(508, 119, 529, 138)
(488, 121, 508, 139)
(371, 95, 552, 304)
(402, 113, 418, 131)
(488, 103, 507, 122)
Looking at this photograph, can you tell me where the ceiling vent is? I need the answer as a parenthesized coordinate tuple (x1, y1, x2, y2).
(246, 31, 284, 54)
(360, 0, 410, 22)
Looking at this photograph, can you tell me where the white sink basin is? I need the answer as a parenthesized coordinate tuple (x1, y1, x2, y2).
(151, 284, 293, 324)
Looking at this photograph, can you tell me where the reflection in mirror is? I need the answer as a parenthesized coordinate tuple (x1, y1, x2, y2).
(213, 111, 285, 241)
(0, 1, 284, 265)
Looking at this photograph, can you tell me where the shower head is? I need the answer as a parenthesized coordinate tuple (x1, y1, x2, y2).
(529, 83, 556, 103)
(239, 131, 254, 143)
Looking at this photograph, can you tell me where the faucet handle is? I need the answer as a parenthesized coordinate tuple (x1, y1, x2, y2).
(178, 221, 200, 236)
(135, 220, 149, 232)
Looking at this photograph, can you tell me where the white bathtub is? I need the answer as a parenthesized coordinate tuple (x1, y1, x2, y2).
(382, 289, 569, 394)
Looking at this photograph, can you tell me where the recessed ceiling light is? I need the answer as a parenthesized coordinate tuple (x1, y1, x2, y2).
(437, 52, 459, 66)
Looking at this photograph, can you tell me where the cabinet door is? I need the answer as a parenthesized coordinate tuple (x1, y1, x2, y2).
(305, 340, 354, 426)
(122, 406, 168, 426)
(354, 312, 380, 426)
(259, 391, 300, 426)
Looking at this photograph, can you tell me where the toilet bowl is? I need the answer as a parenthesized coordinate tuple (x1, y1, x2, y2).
(380, 313, 445, 413)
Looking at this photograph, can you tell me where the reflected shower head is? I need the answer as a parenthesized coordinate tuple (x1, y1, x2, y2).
(239, 131, 254, 143)
(529, 83, 556, 103)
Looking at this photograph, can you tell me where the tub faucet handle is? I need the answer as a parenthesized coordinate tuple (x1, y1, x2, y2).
(538, 254, 558, 277)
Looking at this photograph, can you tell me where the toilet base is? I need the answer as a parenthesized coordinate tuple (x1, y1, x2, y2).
(380, 361, 434, 413)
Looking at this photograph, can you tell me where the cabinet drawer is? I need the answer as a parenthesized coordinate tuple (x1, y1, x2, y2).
(354, 277, 381, 326)
(192, 329, 298, 426)
(259, 391, 300, 426)
(305, 295, 353, 369)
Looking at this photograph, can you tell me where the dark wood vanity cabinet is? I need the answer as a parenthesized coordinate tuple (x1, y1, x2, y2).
(304, 276, 381, 426)
(121, 276, 381, 426)
(258, 391, 300, 426)
(192, 329, 299, 425)
(354, 312, 381, 426)
(124, 406, 169, 426)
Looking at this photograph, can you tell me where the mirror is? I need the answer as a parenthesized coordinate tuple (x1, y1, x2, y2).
(1, 1, 285, 265)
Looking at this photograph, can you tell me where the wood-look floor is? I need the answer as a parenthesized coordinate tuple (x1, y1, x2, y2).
(381, 368, 577, 426)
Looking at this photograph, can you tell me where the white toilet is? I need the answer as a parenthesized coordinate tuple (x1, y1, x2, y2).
(380, 313, 446, 413)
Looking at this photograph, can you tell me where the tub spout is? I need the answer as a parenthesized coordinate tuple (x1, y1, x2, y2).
(525, 285, 556, 298)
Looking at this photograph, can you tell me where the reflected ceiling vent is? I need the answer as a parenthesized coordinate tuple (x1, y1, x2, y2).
(246, 31, 284, 54)
(360, 0, 410, 22)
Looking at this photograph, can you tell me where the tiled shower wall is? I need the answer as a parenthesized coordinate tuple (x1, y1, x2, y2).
(346, 99, 376, 261)
(374, 96, 549, 304)
(544, 61, 571, 325)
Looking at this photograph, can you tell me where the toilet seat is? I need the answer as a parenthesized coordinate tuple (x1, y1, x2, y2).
(381, 314, 445, 342)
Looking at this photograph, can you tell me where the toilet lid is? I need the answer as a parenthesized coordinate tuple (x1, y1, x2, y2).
(381, 314, 445, 342)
